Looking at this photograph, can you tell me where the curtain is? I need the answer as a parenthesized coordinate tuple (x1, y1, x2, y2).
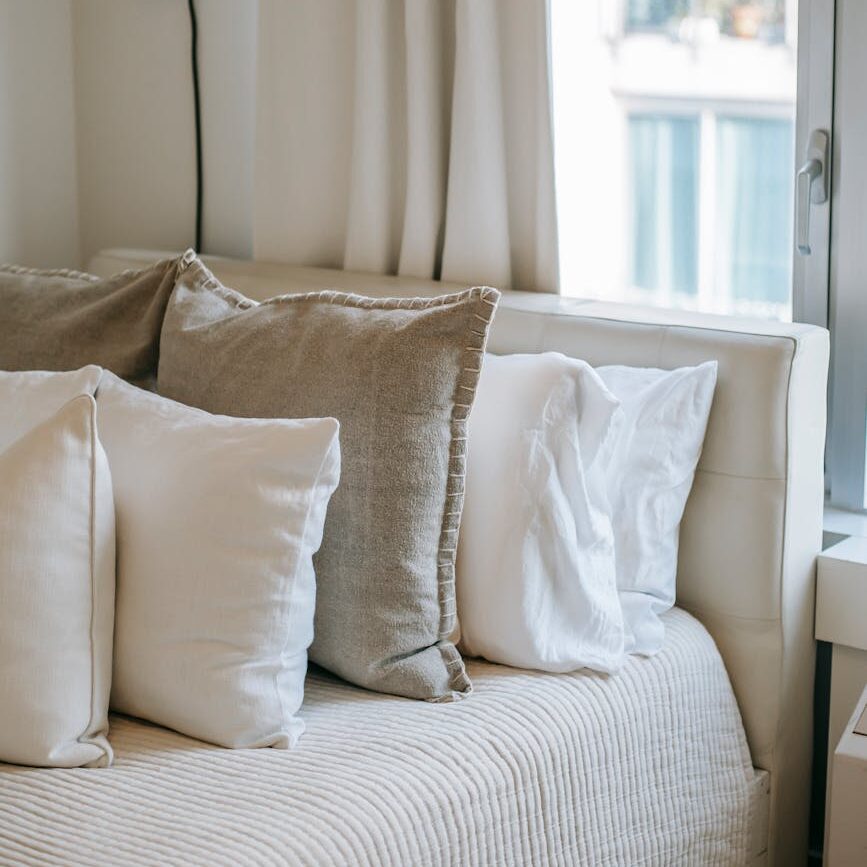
(254, 0, 559, 292)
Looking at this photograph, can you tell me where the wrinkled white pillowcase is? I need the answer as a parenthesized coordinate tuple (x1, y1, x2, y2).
(0, 386, 115, 768)
(598, 362, 717, 656)
(95, 372, 341, 749)
(457, 352, 625, 673)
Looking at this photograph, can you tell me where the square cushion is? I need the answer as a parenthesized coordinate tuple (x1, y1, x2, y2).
(157, 252, 500, 701)
(0, 365, 103, 451)
(0, 256, 180, 385)
(95, 372, 341, 748)
(0, 387, 114, 767)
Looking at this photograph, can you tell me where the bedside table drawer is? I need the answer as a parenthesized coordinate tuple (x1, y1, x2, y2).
(826, 684, 867, 866)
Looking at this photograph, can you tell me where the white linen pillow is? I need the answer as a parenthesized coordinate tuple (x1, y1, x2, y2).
(95, 372, 340, 749)
(597, 362, 717, 656)
(0, 365, 103, 450)
(457, 352, 625, 673)
(0, 394, 115, 768)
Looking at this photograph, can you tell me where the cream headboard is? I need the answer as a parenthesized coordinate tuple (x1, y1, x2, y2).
(91, 249, 830, 866)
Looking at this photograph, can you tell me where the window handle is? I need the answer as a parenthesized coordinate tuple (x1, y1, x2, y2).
(797, 129, 829, 256)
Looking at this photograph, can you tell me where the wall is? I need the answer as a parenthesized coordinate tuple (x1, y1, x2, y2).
(0, 1, 257, 269)
(72, 0, 257, 266)
(0, 0, 80, 267)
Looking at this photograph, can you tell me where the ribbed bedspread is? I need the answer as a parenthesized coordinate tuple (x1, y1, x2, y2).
(0, 609, 765, 866)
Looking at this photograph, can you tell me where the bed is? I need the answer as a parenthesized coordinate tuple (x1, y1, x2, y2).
(1, 611, 766, 866)
(0, 250, 829, 866)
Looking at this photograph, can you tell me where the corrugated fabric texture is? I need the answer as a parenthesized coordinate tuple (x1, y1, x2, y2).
(0, 610, 762, 866)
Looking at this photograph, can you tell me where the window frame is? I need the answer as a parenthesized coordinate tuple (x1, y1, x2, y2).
(824, 0, 867, 510)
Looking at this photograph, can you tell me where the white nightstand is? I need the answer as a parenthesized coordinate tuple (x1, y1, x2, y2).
(816, 536, 867, 859)
(825, 684, 867, 866)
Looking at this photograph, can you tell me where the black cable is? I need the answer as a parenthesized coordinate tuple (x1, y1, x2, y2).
(188, 0, 203, 252)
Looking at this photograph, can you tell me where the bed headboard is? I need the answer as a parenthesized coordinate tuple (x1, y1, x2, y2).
(91, 249, 829, 866)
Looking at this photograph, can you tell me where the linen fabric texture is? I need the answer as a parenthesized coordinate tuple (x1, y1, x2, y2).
(95, 371, 340, 748)
(157, 252, 500, 701)
(457, 352, 625, 673)
(0, 256, 180, 385)
(0, 375, 114, 768)
(598, 362, 718, 655)
(0, 366, 104, 452)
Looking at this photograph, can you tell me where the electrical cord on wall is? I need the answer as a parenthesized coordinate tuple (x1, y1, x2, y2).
(188, 0, 203, 252)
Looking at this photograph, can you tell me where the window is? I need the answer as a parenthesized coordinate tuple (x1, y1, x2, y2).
(553, 0, 797, 319)
(628, 114, 700, 299)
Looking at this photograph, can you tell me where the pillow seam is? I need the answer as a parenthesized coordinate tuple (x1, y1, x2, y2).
(83, 396, 107, 763)
(0, 263, 101, 282)
(179, 250, 495, 314)
(432, 286, 500, 700)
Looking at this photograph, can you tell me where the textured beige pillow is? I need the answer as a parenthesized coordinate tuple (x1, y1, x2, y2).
(158, 253, 499, 701)
(0, 256, 180, 385)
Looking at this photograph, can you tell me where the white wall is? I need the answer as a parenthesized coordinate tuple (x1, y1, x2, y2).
(0, 0, 80, 267)
(0, 1, 257, 269)
(72, 0, 257, 266)
(196, 0, 257, 259)
(72, 0, 195, 266)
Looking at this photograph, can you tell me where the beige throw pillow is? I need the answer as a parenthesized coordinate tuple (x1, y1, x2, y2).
(0, 256, 181, 385)
(157, 252, 500, 701)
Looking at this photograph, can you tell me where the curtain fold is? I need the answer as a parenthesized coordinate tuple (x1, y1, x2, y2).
(254, 0, 558, 292)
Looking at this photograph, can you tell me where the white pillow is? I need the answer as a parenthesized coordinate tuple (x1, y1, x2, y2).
(0, 365, 103, 451)
(597, 362, 717, 656)
(0, 393, 115, 768)
(457, 352, 625, 673)
(95, 372, 340, 749)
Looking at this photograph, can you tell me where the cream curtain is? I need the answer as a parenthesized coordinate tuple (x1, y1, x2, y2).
(254, 0, 559, 292)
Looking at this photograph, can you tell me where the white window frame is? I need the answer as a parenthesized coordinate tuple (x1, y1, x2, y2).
(824, 0, 867, 510)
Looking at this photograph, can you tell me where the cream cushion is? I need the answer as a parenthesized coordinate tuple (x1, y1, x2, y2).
(0, 392, 115, 768)
(95, 372, 341, 749)
(0, 365, 103, 450)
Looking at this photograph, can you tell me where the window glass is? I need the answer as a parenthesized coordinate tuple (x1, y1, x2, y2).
(715, 116, 794, 310)
(626, 1, 690, 33)
(552, 0, 797, 319)
(629, 115, 699, 298)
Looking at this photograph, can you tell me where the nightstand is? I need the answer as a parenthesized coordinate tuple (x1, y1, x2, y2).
(816, 536, 867, 860)
(825, 684, 867, 866)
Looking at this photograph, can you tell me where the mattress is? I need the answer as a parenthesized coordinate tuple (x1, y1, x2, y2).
(0, 609, 767, 867)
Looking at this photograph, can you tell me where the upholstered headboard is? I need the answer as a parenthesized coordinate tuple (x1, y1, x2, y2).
(91, 249, 829, 866)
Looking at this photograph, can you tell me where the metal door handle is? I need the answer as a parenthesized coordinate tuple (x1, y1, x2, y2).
(796, 129, 829, 255)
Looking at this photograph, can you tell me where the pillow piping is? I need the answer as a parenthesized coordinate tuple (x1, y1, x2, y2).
(434, 285, 499, 699)
(0, 262, 102, 283)
(82, 393, 113, 765)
